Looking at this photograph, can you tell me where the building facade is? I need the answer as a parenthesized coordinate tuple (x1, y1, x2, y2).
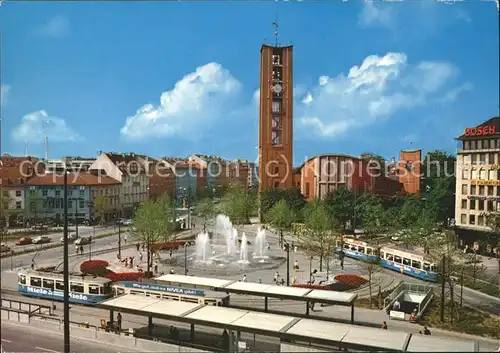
(297, 154, 405, 201)
(258, 44, 293, 192)
(455, 117, 500, 232)
(89, 152, 149, 217)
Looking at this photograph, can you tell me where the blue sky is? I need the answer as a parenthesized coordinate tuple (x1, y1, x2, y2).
(1, 1, 498, 166)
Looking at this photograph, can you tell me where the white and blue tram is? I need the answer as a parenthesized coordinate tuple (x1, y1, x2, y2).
(335, 237, 438, 282)
(113, 281, 230, 306)
(18, 270, 113, 304)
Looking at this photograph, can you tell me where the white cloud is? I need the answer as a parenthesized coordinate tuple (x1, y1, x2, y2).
(36, 15, 70, 38)
(358, 1, 394, 29)
(1, 83, 11, 104)
(12, 110, 82, 143)
(121, 62, 241, 140)
(441, 82, 473, 102)
(296, 52, 462, 138)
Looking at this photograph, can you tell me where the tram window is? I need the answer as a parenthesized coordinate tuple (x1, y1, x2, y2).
(181, 296, 199, 303)
(147, 292, 161, 298)
(374, 249, 380, 256)
(350, 245, 357, 251)
(18, 275, 26, 285)
(70, 282, 84, 293)
(30, 277, 42, 287)
(344, 244, 350, 249)
(55, 281, 64, 290)
(358, 247, 365, 253)
(366, 248, 373, 255)
(130, 290, 143, 295)
(102, 283, 112, 294)
(88, 284, 99, 295)
(379, 251, 384, 258)
(394, 256, 402, 264)
(412, 260, 421, 269)
(423, 263, 431, 271)
(386, 253, 393, 261)
(43, 279, 55, 290)
(430, 264, 437, 272)
(162, 294, 179, 301)
(403, 258, 411, 266)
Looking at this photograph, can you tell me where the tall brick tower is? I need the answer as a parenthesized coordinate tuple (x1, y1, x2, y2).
(258, 24, 293, 193)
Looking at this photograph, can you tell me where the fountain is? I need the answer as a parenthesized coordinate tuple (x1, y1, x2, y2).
(238, 233, 249, 264)
(216, 215, 237, 257)
(253, 227, 269, 260)
(195, 232, 211, 263)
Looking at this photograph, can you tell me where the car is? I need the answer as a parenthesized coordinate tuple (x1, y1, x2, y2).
(122, 219, 133, 226)
(0, 243, 11, 253)
(60, 233, 78, 243)
(32, 236, 51, 244)
(74, 237, 91, 245)
(15, 237, 32, 246)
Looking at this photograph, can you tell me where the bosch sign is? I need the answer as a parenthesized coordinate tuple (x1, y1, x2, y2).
(464, 125, 496, 136)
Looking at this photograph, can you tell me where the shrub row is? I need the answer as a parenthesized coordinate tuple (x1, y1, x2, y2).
(334, 274, 368, 287)
(79, 259, 144, 282)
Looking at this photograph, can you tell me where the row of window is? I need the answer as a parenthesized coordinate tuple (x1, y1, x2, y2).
(462, 139, 499, 151)
(460, 152, 498, 165)
(2, 201, 22, 210)
(21, 276, 109, 294)
(2, 190, 22, 197)
(460, 199, 499, 212)
(30, 189, 86, 198)
(461, 169, 499, 180)
(460, 184, 500, 196)
(459, 213, 491, 227)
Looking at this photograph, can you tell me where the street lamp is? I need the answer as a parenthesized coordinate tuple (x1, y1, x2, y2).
(184, 243, 188, 275)
(62, 165, 70, 353)
(284, 242, 290, 286)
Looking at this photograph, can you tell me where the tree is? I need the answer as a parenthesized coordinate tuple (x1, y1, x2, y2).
(359, 197, 387, 238)
(360, 260, 381, 308)
(132, 195, 175, 276)
(93, 195, 107, 225)
(25, 190, 44, 223)
(196, 198, 217, 232)
(220, 186, 256, 225)
(486, 212, 500, 275)
(260, 187, 306, 221)
(324, 187, 355, 231)
(301, 199, 337, 272)
(265, 199, 296, 247)
(360, 152, 386, 170)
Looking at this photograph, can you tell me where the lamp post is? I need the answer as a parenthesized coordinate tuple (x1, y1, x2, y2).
(118, 221, 122, 260)
(284, 242, 290, 286)
(309, 256, 313, 283)
(184, 244, 188, 275)
(62, 167, 70, 353)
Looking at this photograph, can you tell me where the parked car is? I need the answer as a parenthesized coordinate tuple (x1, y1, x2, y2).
(60, 233, 78, 243)
(15, 237, 32, 246)
(32, 236, 51, 244)
(122, 219, 133, 226)
(74, 237, 91, 246)
(0, 243, 11, 253)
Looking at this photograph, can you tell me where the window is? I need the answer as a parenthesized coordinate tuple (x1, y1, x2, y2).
(68, 200, 73, 208)
(472, 169, 478, 179)
(366, 248, 373, 255)
(394, 255, 402, 264)
(487, 200, 494, 211)
(386, 253, 394, 261)
(471, 185, 477, 195)
(272, 100, 281, 113)
(478, 215, 484, 226)
(470, 199, 476, 210)
(15, 190, 21, 197)
(489, 153, 496, 164)
(479, 154, 486, 164)
(305, 183, 310, 197)
(344, 243, 350, 249)
(462, 169, 469, 179)
(70, 282, 84, 293)
(403, 258, 411, 266)
(55, 190, 61, 197)
(488, 186, 494, 196)
(470, 140, 476, 150)
(471, 154, 477, 164)
(469, 214, 475, 225)
(461, 199, 467, 209)
(489, 170, 496, 180)
(30, 277, 42, 287)
(358, 246, 365, 254)
(423, 263, 431, 271)
(79, 200, 84, 208)
(102, 283, 112, 295)
(55, 281, 64, 291)
(80, 190, 85, 197)
(43, 279, 54, 290)
(271, 130, 282, 145)
(480, 169, 486, 180)
(464, 141, 470, 150)
(461, 214, 467, 224)
(477, 140, 482, 149)
(42, 190, 48, 196)
(19, 275, 26, 285)
(490, 139, 497, 149)
(462, 184, 467, 194)
(68, 190, 73, 197)
(88, 284, 100, 295)
(16, 201, 22, 209)
(479, 185, 485, 195)
(479, 200, 484, 210)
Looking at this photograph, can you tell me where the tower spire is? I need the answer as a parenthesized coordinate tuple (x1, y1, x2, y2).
(272, 21, 279, 47)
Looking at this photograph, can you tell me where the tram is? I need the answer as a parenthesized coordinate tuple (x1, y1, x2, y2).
(112, 281, 230, 306)
(17, 270, 113, 304)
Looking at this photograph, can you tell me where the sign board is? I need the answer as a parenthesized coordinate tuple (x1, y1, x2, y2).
(120, 281, 205, 296)
(471, 180, 500, 186)
(389, 310, 405, 320)
(464, 125, 496, 136)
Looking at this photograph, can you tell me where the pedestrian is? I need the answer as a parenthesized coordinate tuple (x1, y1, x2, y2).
(242, 274, 247, 282)
(139, 252, 143, 262)
(258, 278, 262, 283)
(75, 246, 79, 255)
(31, 260, 35, 270)
(266, 242, 270, 251)
(124, 234, 128, 244)
(136, 243, 140, 251)
(79, 245, 84, 254)
(116, 312, 122, 332)
(293, 260, 299, 270)
(274, 271, 279, 283)
(142, 243, 145, 251)
(393, 299, 401, 311)
(381, 321, 388, 330)
(154, 264, 158, 273)
(423, 327, 431, 335)
(280, 278, 285, 286)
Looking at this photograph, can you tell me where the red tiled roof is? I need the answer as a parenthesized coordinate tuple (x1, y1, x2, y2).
(457, 116, 499, 140)
(26, 173, 120, 186)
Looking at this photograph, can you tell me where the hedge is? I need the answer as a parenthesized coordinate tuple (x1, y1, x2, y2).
(334, 274, 368, 287)
(80, 259, 143, 282)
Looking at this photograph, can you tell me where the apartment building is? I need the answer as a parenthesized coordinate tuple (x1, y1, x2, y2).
(44, 157, 96, 173)
(25, 173, 120, 223)
(455, 117, 500, 232)
(89, 152, 149, 217)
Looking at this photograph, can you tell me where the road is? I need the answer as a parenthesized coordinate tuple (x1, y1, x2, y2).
(1, 225, 124, 253)
(0, 322, 129, 353)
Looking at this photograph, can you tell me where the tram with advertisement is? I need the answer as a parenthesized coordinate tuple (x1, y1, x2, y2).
(334, 237, 438, 282)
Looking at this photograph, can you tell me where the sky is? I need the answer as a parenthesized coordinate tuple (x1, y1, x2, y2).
(1, 1, 499, 167)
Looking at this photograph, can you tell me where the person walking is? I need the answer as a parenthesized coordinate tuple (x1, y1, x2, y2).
(381, 321, 388, 330)
(116, 313, 122, 333)
(423, 327, 431, 335)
